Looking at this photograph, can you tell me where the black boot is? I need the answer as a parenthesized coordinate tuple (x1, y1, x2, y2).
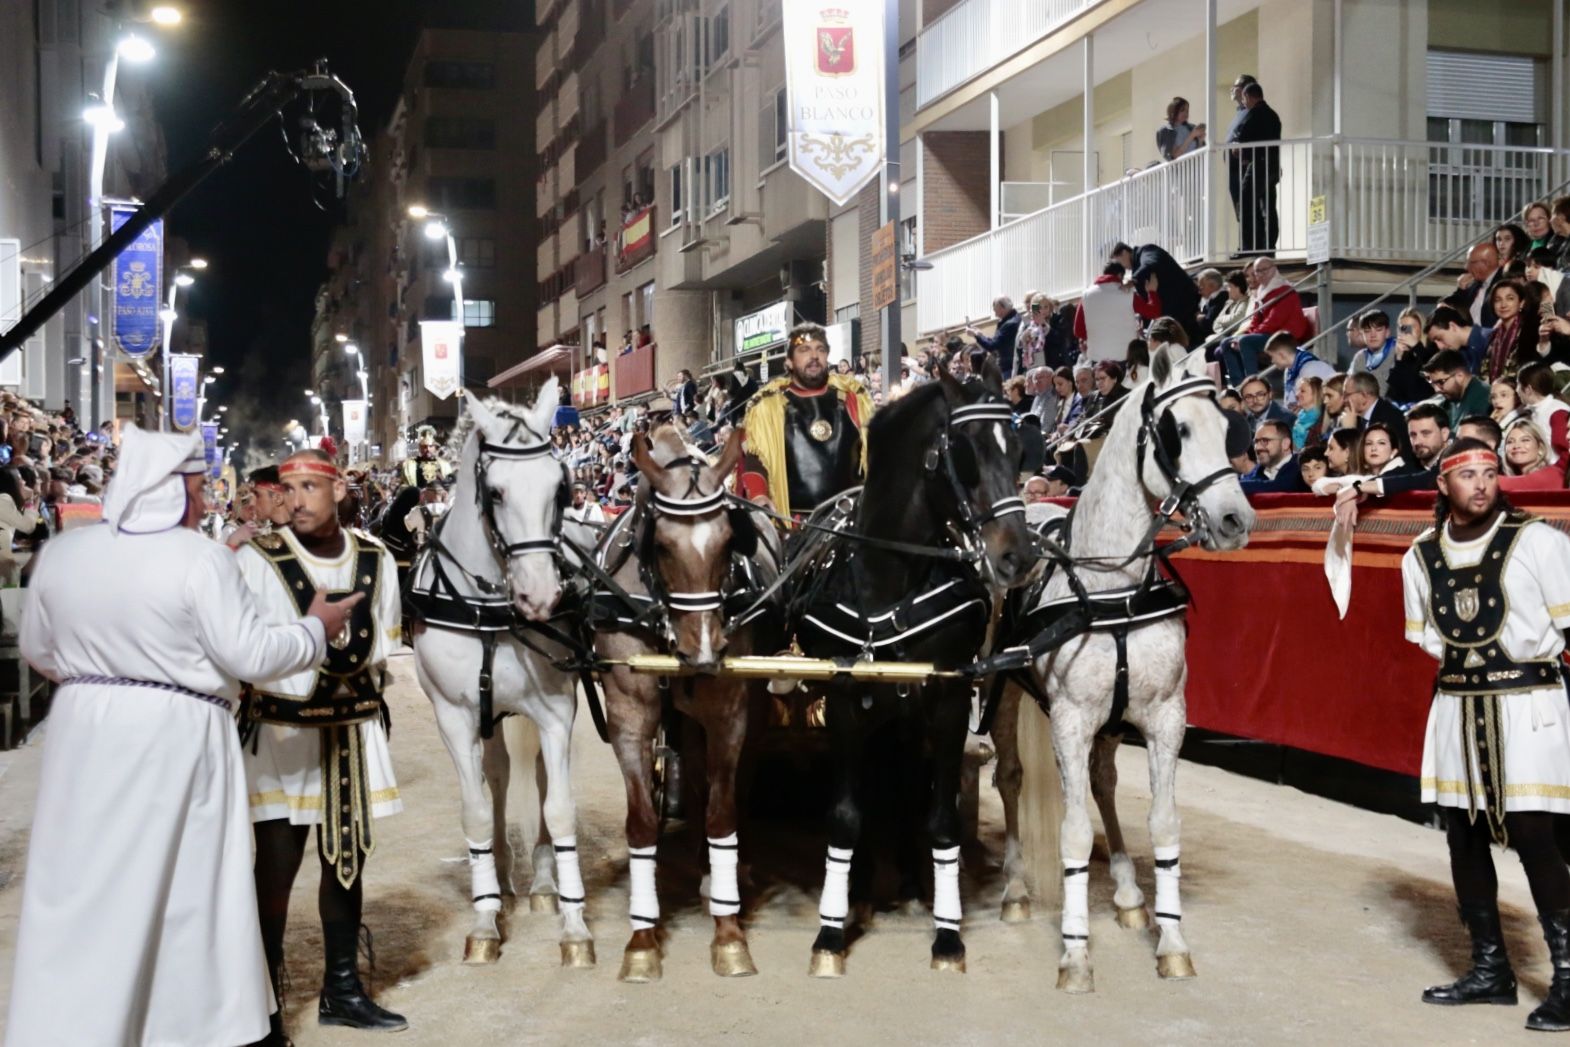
(1422, 903, 1518, 1006)
(318, 922, 408, 1032)
(1528, 909, 1570, 1031)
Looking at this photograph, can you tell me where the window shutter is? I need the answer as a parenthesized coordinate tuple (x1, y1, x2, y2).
(1426, 50, 1542, 124)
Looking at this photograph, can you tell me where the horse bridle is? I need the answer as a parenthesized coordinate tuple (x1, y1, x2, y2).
(643, 455, 730, 637)
(1135, 375, 1237, 541)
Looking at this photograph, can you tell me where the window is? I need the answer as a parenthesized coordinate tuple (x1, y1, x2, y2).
(424, 60, 496, 89)
(761, 87, 787, 167)
(703, 148, 730, 213)
(708, 6, 730, 65)
(774, 87, 788, 162)
(636, 153, 656, 204)
(426, 177, 497, 210)
(458, 237, 496, 268)
(464, 299, 497, 328)
(423, 294, 456, 321)
(668, 163, 684, 226)
(639, 282, 655, 332)
(424, 116, 496, 150)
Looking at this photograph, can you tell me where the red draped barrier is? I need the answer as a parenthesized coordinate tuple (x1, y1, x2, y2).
(1171, 492, 1570, 777)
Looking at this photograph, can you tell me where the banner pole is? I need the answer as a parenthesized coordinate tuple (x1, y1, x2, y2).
(880, 0, 900, 401)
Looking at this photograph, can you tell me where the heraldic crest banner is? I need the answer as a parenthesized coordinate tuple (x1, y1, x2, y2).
(783, 2, 887, 206)
(420, 320, 463, 400)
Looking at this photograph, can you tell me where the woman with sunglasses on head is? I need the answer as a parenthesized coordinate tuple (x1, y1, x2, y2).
(1387, 307, 1435, 406)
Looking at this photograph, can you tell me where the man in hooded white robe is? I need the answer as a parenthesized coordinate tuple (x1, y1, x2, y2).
(5, 426, 361, 1047)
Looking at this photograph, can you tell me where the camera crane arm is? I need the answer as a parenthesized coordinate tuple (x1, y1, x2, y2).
(0, 65, 363, 361)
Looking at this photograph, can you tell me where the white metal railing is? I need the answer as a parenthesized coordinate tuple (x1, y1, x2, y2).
(915, 138, 1570, 334)
(915, 0, 1101, 109)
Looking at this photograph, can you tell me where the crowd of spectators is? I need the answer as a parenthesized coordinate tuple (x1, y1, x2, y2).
(0, 394, 118, 586)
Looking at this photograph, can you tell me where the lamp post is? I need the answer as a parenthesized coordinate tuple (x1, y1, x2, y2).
(159, 258, 206, 430)
(343, 341, 371, 463)
(407, 204, 465, 408)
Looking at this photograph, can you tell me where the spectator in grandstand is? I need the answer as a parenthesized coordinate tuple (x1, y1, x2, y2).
(1016, 294, 1049, 373)
(1298, 445, 1330, 487)
(1210, 270, 1251, 342)
(1022, 474, 1052, 505)
(1050, 367, 1084, 433)
(1240, 419, 1304, 492)
(1425, 303, 1494, 375)
(1227, 80, 1282, 253)
(1547, 196, 1570, 270)
(1499, 416, 1564, 491)
(966, 296, 1023, 378)
(1325, 427, 1359, 477)
(1348, 309, 1399, 394)
(1110, 242, 1203, 345)
(1386, 307, 1436, 406)
(1041, 465, 1077, 498)
(1479, 280, 1540, 382)
(1524, 201, 1555, 251)
(1224, 75, 1257, 210)
(1344, 371, 1418, 463)
(1073, 262, 1145, 362)
(1355, 421, 1410, 477)
(1493, 222, 1532, 277)
(1406, 403, 1452, 474)
(1264, 332, 1335, 411)
(1491, 380, 1523, 425)
(1421, 349, 1493, 432)
(1525, 247, 1570, 318)
(670, 369, 699, 416)
(1240, 375, 1293, 433)
(1082, 361, 1128, 420)
(1443, 242, 1502, 328)
(1456, 414, 1503, 451)
(1195, 269, 1228, 339)
(1025, 367, 1060, 426)
(1156, 97, 1206, 161)
(1292, 376, 1325, 449)
(1517, 361, 1569, 464)
(565, 481, 606, 525)
(1220, 256, 1309, 387)
(1321, 373, 1352, 432)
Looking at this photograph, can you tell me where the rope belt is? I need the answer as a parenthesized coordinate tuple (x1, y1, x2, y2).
(62, 675, 233, 712)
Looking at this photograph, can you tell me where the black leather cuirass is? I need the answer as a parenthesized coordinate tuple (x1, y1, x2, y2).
(783, 389, 861, 513)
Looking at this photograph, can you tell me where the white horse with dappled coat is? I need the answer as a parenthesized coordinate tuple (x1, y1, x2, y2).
(411, 382, 596, 968)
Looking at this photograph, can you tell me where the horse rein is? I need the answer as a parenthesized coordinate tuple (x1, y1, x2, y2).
(642, 456, 731, 628)
(1136, 376, 1237, 542)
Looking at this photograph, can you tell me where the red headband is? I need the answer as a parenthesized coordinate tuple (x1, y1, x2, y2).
(1439, 448, 1499, 476)
(278, 459, 340, 480)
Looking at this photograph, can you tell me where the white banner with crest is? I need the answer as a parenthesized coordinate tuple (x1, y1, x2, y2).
(782, 1, 886, 206)
(420, 320, 463, 400)
(342, 399, 367, 445)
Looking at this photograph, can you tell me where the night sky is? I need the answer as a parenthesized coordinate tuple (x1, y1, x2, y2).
(146, 0, 427, 451)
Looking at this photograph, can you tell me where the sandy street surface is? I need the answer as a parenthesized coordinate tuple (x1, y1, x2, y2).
(0, 652, 1551, 1046)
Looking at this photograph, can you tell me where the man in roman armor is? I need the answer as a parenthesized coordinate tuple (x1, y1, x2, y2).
(401, 424, 452, 489)
(237, 448, 408, 1036)
(741, 321, 873, 518)
(1404, 437, 1570, 1031)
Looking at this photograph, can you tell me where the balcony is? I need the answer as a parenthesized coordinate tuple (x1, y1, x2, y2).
(916, 0, 1101, 110)
(575, 245, 608, 296)
(614, 342, 656, 400)
(915, 138, 1570, 334)
(616, 204, 657, 274)
(613, 84, 656, 146)
(571, 0, 605, 63)
(576, 117, 607, 178)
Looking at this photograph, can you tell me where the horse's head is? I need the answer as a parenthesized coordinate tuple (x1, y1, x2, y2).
(1137, 345, 1254, 551)
(933, 358, 1034, 589)
(465, 379, 568, 620)
(631, 425, 751, 671)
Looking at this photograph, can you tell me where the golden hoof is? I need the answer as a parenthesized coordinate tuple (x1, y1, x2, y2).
(711, 940, 759, 977)
(560, 939, 597, 968)
(1056, 966, 1094, 994)
(1157, 952, 1197, 979)
(618, 947, 663, 983)
(930, 954, 967, 973)
(529, 892, 560, 914)
(462, 935, 501, 965)
(1000, 898, 1031, 924)
(808, 950, 845, 978)
(1116, 906, 1150, 930)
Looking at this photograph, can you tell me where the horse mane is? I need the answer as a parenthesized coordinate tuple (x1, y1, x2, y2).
(647, 423, 710, 467)
(866, 380, 947, 456)
(446, 394, 551, 455)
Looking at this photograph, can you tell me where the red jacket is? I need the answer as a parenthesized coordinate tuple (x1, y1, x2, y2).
(1244, 279, 1310, 341)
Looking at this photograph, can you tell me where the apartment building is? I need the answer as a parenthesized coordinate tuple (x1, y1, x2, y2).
(535, 0, 845, 413)
(312, 10, 537, 457)
(834, 0, 1569, 360)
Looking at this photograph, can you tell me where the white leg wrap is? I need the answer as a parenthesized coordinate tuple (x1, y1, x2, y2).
(1153, 844, 1182, 928)
(1061, 859, 1090, 944)
(553, 836, 586, 914)
(818, 846, 853, 928)
(628, 845, 658, 930)
(468, 839, 503, 913)
(708, 834, 741, 917)
(932, 846, 962, 931)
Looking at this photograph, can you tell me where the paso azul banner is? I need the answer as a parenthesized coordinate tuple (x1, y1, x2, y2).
(109, 204, 164, 358)
(170, 353, 200, 431)
(201, 422, 218, 478)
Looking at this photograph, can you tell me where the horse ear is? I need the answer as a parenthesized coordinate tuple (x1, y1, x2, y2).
(937, 364, 965, 405)
(713, 425, 746, 481)
(1149, 343, 1174, 387)
(977, 354, 1004, 397)
(463, 390, 499, 434)
(630, 433, 663, 485)
(529, 376, 560, 434)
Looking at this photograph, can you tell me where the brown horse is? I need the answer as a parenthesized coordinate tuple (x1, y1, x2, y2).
(591, 425, 780, 981)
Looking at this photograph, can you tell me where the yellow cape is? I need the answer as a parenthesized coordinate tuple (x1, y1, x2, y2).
(741, 373, 873, 518)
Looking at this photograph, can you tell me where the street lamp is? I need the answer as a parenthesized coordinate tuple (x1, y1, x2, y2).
(148, 6, 183, 26)
(159, 259, 207, 430)
(406, 204, 465, 405)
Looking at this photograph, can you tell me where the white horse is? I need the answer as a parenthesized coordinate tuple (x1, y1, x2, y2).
(412, 382, 596, 968)
(1014, 345, 1254, 992)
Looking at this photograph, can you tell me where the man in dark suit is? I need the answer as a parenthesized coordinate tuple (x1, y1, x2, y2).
(1344, 370, 1418, 464)
(1227, 81, 1282, 252)
(1239, 420, 1307, 493)
(1440, 243, 1502, 329)
(966, 296, 1023, 377)
(1109, 242, 1202, 345)
(1195, 268, 1228, 339)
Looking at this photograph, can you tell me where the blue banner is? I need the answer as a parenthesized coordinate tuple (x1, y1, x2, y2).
(202, 423, 218, 478)
(213, 444, 225, 482)
(170, 354, 200, 431)
(109, 204, 163, 358)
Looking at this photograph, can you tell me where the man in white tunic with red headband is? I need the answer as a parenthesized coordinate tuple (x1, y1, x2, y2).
(236, 448, 407, 1035)
(6, 426, 361, 1047)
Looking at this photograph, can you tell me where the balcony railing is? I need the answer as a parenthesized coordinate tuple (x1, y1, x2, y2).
(914, 138, 1570, 334)
(614, 82, 656, 146)
(614, 342, 656, 399)
(915, 0, 1101, 109)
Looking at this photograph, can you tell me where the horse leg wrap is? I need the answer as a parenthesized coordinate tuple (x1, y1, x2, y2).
(1061, 862, 1091, 944)
(628, 845, 659, 931)
(1153, 845, 1182, 928)
(932, 846, 962, 932)
(468, 839, 502, 913)
(553, 837, 586, 914)
(818, 846, 854, 929)
(708, 834, 741, 918)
